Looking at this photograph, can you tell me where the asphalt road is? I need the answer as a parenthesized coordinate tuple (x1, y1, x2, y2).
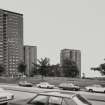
(7, 90, 105, 105)
(0, 84, 105, 105)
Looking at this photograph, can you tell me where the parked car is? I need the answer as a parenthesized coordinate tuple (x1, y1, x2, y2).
(18, 81, 33, 87)
(0, 91, 8, 105)
(36, 82, 55, 89)
(85, 84, 105, 93)
(59, 83, 80, 91)
(10, 91, 92, 105)
(0, 88, 14, 100)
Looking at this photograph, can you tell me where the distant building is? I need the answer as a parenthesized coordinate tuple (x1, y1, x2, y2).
(24, 45, 37, 76)
(60, 49, 81, 77)
(0, 9, 23, 76)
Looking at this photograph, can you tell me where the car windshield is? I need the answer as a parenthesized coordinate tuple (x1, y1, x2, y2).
(72, 94, 91, 105)
(41, 82, 48, 84)
(29, 95, 49, 105)
(68, 84, 74, 86)
(60, 83, 74, 86)
(93, 85, 101, 87)
(20, 81, 27, 83)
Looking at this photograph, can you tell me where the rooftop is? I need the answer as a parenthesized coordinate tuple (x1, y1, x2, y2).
(39, 91, 76, 98)
(0, 8, 23, 15)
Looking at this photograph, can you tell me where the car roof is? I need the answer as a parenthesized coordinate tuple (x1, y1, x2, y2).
(91, 84, 101, 86)
(60, 83, 74, 85)
(38, 91, 76, 98)
(40, 82, 49, 84)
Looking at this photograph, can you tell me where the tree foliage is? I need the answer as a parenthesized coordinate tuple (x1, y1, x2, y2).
(32, 60, 62, 77)
(32, 57, 50, 77)
(17, 62, 26, 75)
(30, 65, 38, 77)
(62, 59, 79, 77)
(48, 64, 61, 77)
(32, 58, 79, 77)
(91, 62, 105, 75)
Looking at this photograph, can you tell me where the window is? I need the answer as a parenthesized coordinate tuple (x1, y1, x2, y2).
(49, 96, 62, 105)
(30, 95, 49, 105)
(62, 98, 76, 105)
(61, 99, 67, 105)
(72, 94, 91, 105)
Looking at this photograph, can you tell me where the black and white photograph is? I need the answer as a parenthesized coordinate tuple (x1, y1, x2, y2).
(0, 0, 105, 105)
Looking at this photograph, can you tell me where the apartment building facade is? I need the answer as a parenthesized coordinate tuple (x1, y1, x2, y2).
(0, 9, 23, 76)
(24, 45, 37, 76)
(60, 49, 81, 77)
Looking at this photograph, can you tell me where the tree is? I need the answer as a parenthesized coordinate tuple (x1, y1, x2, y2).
(17, 62, 26, 76)
(100, 63, 105, 75)
(30, 64, 38, 76)
(62, 59, 79, 77)
(48, 64, 61, 77)
(91, 63, 105, 75)
(0, 64, 5, 76)
(33, 57, 50, 79)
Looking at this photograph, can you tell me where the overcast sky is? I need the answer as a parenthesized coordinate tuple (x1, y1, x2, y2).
(0, 0, 105, 77)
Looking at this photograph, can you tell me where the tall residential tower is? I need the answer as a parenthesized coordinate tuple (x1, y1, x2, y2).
(60, 49, 81, 77)
(0, 9, 23, 76)
(24, 46, 37, 76)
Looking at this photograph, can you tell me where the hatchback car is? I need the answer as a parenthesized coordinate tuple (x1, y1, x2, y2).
(36, 82, 55, 89)
(10, 91, 92, 105)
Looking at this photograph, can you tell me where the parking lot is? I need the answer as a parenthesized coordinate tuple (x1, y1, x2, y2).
(0, 83, 105, 105)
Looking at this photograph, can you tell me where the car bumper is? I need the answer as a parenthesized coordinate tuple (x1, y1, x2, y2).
(7, 95, 14, 100)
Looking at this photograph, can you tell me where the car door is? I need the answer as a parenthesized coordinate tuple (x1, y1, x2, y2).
(62, 98, 77, 105)
(93, 85, 102, 92)
(96, 86, 104, 92)
(48, 96, 62, 105)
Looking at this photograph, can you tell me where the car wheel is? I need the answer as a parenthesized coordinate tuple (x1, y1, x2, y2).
(73, 88, 76, 91)
(104, 90, 105, 93)
(2, 103, 8, 105)
(62, 88, 65, 90)
(89, 89, 93, 92)
(59, 87, 63, 90)
(47, 86, 49, 89)
(75, 88, 79, 91)
(38, 86, 41, 88)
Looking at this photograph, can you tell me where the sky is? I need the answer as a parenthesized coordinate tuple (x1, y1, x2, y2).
(0, 0, 105, 77)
